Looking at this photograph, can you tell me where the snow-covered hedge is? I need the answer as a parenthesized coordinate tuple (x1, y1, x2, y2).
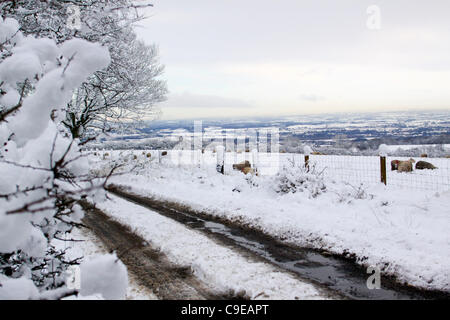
(274, 160, 326, 198)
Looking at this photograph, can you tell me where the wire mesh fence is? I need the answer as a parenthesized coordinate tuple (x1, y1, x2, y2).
(90, 148, 450, 192)
(308, 154, 381, 187)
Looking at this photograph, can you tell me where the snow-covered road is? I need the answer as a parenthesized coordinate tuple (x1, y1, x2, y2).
(93, 193, 333, 300)
(59, 224, 157, 300)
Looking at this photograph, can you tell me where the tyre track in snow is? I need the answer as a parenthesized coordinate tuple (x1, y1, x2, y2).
(106, 184, 450, 300)
(80, 201, 235, 300)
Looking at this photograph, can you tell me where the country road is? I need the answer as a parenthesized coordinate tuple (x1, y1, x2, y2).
(80, 186, 449, 300)
(81, 196, 334, 300)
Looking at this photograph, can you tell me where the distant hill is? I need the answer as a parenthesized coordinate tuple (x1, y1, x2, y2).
(87, 110, 450, 155)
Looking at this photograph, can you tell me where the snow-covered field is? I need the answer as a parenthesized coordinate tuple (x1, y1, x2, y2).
(89, 150, 450, 292)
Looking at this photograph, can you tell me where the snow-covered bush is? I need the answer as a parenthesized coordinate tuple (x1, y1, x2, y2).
(0, 16, 125, 299)
(274, 160, 326, 198)
(331, 182, 374, 204)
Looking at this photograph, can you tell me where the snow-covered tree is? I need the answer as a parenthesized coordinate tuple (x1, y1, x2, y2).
(0, 14, 125, 299)
(64, 35, 167, 140)
(2, 0, 168, 140)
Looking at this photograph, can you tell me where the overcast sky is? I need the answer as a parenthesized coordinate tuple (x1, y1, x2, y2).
(135, 0, 450, 120)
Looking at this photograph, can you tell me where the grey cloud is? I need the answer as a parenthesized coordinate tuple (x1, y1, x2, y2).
(138, 0, 450, 68)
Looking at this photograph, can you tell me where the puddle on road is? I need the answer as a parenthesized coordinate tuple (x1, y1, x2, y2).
(187, 218, 442, 300)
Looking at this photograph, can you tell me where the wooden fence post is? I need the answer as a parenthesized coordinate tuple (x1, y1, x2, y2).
(304, 155, 310, 172)
(380, 156, 387, 185)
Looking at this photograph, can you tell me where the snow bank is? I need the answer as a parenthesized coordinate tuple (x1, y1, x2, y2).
(80, 253, 128, 300)
(0, 276, 39, 300)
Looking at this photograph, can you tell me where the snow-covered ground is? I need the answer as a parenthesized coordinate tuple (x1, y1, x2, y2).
(94, 193, 331, 300)
(89, 151, 450, 292)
